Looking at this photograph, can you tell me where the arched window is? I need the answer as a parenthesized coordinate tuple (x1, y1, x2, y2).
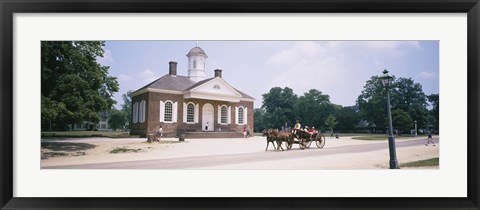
(238, 107, 244, 124)
(164, 102, 173, 122)
(193, 60, 197, 69)
(187, 103, 195, 123)
(221, 106, 228, 124)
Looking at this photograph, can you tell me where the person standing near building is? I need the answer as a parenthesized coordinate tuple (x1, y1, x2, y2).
(156, 126, 163, 141)
(243, 126, 247, 138)
(205, 122, 209, 131)
(426, 130, 435, 146)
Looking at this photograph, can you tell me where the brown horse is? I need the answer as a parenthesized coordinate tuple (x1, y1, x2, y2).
(262, 129, 277, 151)
(274, 130, 294, 150)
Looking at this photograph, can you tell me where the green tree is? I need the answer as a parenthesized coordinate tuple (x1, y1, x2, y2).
(41, 41, 119, 130)
(427, 93, 439, 131)
(295, 89, 333, 130)
(391, 109, 413, 134)
(121, 90, 133, 129)
(334, 105, 361, 133)
(325, 114, 338, 133)
(253, 108, 266, 132)
(356, 76, 388, 131)
(262, 87, 298, 129)
(356, 76, 429, 133)
(108, 108, 127, 130)
(390, 78, 429, 129)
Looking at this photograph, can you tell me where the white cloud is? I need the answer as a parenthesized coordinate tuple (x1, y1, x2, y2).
(363, 41, 422, 50)
(141, 69, 161, 83)
(266, 42, 359, 105)
(407, 41, 423, 50)
(416, 71, 436, 79)
(267, 41, 324, 66)
(263, 40, 426, 106)
(97, 49, 114, 64)
(117, 74, 132, 82)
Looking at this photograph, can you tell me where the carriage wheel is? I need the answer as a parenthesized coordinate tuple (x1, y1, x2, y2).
(305, 140, 312, 148)
(299, 139, 306, 150)
(316, 134, 326, 149)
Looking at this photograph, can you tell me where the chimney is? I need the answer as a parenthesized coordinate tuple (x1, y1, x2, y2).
(169, 61, 177, 76)
(214, 69, 222, 78)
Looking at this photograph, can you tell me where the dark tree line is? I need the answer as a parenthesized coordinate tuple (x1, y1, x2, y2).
(255, 76, 438, 134)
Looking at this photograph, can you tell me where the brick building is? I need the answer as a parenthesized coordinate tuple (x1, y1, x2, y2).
(130, 45, 255, 137)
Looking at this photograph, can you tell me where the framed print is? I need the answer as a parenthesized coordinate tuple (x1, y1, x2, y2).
(1, 0, 479, 209)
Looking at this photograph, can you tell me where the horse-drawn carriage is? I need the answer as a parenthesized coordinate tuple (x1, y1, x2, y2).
(289, 129, 326, 149)
(263, 129, 326, 151)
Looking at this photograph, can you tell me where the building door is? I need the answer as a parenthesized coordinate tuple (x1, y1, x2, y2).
(202, 103, 214, 131)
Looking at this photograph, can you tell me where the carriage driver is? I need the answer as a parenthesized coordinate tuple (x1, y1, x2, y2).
(293, 120, 301, 134)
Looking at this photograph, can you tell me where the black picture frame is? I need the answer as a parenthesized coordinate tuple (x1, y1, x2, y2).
(1, 0, 479, 209)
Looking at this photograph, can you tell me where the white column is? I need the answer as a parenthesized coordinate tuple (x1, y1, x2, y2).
(227, 106, 231, 124)
(244, 107, 248, 125)
(194, 103, 199, 123)
(183, 103, 187, 123)
(172, 102, 178, 123)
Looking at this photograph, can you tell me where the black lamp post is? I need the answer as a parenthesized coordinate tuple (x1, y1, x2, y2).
(379, 69, 399, 169)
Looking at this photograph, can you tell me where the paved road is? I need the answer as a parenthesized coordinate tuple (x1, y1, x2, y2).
(44, 137, 439, 169)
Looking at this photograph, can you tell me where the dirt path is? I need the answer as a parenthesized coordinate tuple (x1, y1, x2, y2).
(41, 136, 439, 169)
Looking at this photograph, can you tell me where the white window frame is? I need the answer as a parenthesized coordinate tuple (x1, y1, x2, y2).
(235, 106, 248, 125)
(161, 100, 177, 123)
(137, 100, 144, 123)
(133, 102, 139, 124)
(186, 103, 195, 123)
(238, 107, 244, 125)
(164, 101, 173, 122)
(220, 105, 228, 124)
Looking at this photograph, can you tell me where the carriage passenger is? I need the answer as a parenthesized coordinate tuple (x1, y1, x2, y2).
(306, 126, 315, 135)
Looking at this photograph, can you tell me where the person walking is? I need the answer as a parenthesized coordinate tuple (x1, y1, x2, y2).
(425, 130, 435, 146)
(243, 126, 247, 138)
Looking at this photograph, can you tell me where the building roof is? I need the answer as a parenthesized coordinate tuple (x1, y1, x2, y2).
(183, 77, 215, 91)
(134, 74, 197, 93)
(187, 46, 207, 57)
(133, 74, 255, 100)
(234, 88, 255, 100)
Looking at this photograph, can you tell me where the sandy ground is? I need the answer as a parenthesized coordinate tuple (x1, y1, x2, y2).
(41, 135, 439, 169)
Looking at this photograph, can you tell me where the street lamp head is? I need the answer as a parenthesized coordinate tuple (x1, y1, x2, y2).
(379, 69, 394, 88)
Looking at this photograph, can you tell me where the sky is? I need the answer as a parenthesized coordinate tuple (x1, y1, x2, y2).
(96, 41, 439, 109)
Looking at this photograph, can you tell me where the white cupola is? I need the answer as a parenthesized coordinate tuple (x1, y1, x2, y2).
(187, 42, 208, 82)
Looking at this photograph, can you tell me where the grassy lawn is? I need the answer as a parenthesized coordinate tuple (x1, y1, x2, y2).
(400, 158, 439, 168)
(41, 141, 96, 159)
(41, 131, 135, 138)
(110, 147, 143, 154)
(41, 142, 96, 151)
